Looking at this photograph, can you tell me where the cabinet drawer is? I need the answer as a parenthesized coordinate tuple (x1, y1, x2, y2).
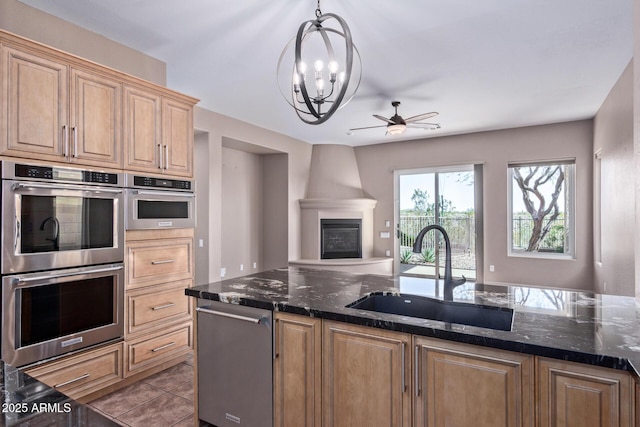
(125, 323, 192, 376)
(126, 237, 193, 289)
(24, 342, 123, 401)
(126, 280, 192, 336)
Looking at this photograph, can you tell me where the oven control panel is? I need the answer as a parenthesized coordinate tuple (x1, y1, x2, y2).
(9, 163, 120, 185)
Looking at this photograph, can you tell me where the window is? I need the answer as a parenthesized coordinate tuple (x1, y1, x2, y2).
(508, 160, 575, 258)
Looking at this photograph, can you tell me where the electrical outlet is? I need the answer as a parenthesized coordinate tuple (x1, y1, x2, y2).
(385, 220, 391, 227)
(253, 262, 257, 269)
(385, 250, 391, 257)
(198, 239, 204, 248)
(489, 264, 495, 272)
(240, 264, 244, 271)
(220, 267, 226, 277)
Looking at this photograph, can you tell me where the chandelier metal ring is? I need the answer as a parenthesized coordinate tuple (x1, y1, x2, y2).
(277, 7, 361, 125)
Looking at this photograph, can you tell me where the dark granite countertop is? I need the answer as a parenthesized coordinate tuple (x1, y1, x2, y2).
(0, 362, 118, 426)
(186, 267, 640, 376)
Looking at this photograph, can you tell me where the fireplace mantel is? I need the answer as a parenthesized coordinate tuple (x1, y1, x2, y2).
(299, 198, 377, 210)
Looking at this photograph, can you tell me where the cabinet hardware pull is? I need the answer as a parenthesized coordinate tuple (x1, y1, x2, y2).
(163, 144, 168, 170)
(54, 373, 90, 388)
(152, 302, 176, 311)
(414, 345, 420, 397)
(72, 126, 78, 157)
(63, 125, 69, 157)
(157, 143, 163, 169)
(401, 342, 407, 393)
(151, 259, 175, 265)
(196, 307, 263, 324)
(273, 318, 278, 360)
(151, 341, 176, 352)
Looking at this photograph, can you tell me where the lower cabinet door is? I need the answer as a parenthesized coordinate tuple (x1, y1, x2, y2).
(273, 312, 322, 427)
(322, 321, 411, 427)
(414, 336, 534, 427)
(537, 357, 634, 427)
(24, 342, 123, 401)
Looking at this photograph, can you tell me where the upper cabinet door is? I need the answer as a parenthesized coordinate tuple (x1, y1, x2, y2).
(162, 96, 193, 177)
(1, 45, 68, 161)
(124, 84, 162, 173)
(69, 67, 122, 168)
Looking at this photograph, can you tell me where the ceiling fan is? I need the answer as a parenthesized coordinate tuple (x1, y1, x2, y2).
(349, 101, 440, 136)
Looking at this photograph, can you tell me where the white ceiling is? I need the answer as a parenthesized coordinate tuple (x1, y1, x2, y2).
(20, 0, 633, 147)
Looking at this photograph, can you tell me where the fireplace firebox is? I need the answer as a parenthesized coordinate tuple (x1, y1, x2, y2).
(321, 219, 362, 259)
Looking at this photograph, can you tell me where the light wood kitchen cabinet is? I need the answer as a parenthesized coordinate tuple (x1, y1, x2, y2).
(69, 67, 121, 168)
(24, 342, 123, 402)
(537, 357, 634, 427)
(1, 44, 68, 161)
(274, 312, 322, 427)
(322, 321, 411, 427)
(413, 336, 534, 427)
(1, 42, 122, 168)
(161, 96, 193, 177)
(123, 87, 194, 177)
(124, 228, 194, 378)
(125, 229, 193, 290)
(123, 84, 162, 173)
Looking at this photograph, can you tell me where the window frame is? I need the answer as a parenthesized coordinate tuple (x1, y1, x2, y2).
(507, 160, 576, 260)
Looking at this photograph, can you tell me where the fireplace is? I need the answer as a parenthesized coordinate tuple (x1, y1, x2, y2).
(321, 219, 362, 259)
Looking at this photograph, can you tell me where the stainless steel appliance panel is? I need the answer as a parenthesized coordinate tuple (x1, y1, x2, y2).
(1, 162, 124, 275)
(124, 174, 195, 230)
(196, 301, 273, 427)
(2, 263, 124, 367)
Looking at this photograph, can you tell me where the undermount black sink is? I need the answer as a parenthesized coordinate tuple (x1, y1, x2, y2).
(346, 293, 514, 331)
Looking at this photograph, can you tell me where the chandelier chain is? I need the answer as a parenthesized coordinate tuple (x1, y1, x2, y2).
(315, 0, 321, 18)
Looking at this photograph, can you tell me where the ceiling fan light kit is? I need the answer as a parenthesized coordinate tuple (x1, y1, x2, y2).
(277, 0, 361, 125)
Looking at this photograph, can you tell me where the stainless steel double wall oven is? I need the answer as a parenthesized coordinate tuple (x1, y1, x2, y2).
(1, 161, 125, 367)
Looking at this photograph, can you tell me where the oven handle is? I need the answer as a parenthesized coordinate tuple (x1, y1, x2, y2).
(132, 189, 195, 198)
(11, 182, 123, 194)
(12, 265, 123, 285)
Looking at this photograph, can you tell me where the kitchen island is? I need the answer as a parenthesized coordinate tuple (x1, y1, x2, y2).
(187, 267, 640, 426)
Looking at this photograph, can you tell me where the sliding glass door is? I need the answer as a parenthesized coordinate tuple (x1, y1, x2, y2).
(396, 166, 476, 281)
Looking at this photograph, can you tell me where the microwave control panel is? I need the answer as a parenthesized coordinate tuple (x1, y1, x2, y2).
(132, 176, 192, 191)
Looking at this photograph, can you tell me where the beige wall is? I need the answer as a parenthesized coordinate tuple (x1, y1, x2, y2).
(193, 107, 312, 283)
(593, 62, 634, 295)
(355, 121, 594, 290)
(0, 0, 165, 85)
(221, 147, 264, 279)
(634, 0, 640, 299)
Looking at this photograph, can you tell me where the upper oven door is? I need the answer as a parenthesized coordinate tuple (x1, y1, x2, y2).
(1, 180, 124, 274)
(125, 188, 195, 230)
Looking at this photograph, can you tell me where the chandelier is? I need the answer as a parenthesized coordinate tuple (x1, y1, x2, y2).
(277, 0, 361, 125)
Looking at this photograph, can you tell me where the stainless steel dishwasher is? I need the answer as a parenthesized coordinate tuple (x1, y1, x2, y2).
(196, 300, 273, 427)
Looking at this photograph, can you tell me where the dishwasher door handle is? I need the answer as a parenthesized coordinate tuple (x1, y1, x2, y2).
(196, 306, 264, 324)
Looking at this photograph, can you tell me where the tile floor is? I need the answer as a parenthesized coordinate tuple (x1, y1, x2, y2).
(87, 356, 195, 427)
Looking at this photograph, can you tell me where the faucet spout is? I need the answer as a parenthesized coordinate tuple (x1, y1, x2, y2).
(412, 224, 466, 300)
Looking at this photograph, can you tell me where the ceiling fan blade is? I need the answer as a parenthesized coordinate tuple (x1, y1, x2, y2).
(348, 124, 387, 131)
(407, 122, 441, 130)
(373, 114, 394, 124)
(404, 112, 439, 122)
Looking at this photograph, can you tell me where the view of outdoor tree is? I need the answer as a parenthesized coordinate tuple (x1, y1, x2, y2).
(512, 164, 566, 252)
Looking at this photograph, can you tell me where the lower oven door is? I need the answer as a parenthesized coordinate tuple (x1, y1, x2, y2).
(1, 263, 124, 367)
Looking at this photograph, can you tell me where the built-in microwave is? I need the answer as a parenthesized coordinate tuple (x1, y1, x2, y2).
(124, 174, 195, 230)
